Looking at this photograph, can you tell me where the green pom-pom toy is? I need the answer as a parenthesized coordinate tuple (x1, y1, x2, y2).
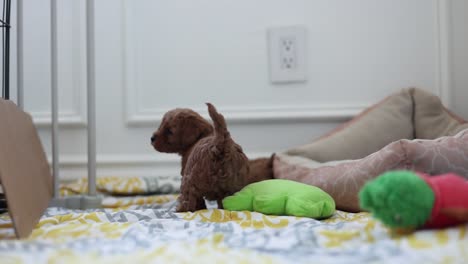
(223, 179, 335, 219)
(359, 170, 468, 230)
(359, 170, 434, 229)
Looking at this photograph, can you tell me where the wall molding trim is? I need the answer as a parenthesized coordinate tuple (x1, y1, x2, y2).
(28, 1, 87, 128)
(121, 0, 367, 127)
(122, 0, 453, 126)
(32, 110, 87, 127)
(435, 0, 452, 107)
(125, 104, 367, 126)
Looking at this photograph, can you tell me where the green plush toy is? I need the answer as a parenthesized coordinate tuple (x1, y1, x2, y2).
(359, 170, 468, 230)
(222, 179, 335, 219)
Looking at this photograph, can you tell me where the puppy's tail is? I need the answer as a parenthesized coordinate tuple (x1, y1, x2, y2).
(206, 103, 230, 146)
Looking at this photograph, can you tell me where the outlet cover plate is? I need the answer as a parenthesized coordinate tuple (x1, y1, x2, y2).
(267, 26, 307, 83)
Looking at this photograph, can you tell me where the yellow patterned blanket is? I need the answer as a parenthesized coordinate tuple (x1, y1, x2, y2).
(0, 177, 467, 263)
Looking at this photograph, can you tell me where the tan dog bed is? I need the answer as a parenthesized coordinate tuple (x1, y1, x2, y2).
(274, 88, 468, 212)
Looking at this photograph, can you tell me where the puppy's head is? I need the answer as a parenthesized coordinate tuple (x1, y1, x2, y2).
(151, 108, 213, 153)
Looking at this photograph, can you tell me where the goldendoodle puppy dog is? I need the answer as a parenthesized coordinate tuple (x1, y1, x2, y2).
(151, 103, 273, 212)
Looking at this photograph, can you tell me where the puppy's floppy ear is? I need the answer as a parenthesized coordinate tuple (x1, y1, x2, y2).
(179, 114, 213, 147)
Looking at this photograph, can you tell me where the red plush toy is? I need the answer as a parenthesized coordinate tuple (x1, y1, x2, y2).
(359, 170, 468, 230)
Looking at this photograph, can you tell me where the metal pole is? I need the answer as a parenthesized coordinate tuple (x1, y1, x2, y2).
(16, 0, 23, 109)
(50, 0, 60, 199)
(4, 0, 10, 100)
(86, 0, 97, 196)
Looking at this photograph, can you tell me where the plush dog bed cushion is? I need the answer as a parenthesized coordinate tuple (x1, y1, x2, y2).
(285, 88, 414, 162)
(277, 87, 468, 212)
(274, 129, 468, 212)
(413, 88, 468, 139)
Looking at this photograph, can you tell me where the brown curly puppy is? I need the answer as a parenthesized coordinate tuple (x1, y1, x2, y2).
(151, 103, 273, 212)
(151, 107, 213, 176)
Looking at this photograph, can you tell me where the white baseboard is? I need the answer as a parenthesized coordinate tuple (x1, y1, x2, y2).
(51, 152, 273, 181)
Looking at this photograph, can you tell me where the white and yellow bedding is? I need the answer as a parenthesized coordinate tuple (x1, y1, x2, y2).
(0, 177, 467, 263)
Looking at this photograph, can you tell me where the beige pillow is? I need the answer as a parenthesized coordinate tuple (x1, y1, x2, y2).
(412, 88, 468, 139)
(274, 129, 468, 212)
(285, 88, 414, 162)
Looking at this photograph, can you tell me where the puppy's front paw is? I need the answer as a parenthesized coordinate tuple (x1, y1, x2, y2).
(176, 201, 188, 212)
(176, 195, 188, 212)
(176, 199, 206, 212)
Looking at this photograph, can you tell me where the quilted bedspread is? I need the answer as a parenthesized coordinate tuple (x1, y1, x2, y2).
(0, 177, 467, 263)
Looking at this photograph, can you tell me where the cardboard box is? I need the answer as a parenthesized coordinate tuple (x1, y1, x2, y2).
(0, 99, 52, 238)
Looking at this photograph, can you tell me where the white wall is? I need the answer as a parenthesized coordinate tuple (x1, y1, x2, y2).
(450, 0, 468, 118)
(7, 0, 456, 180)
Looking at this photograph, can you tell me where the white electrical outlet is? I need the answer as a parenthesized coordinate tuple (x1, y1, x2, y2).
(267, 26, 307, 83)
(280, 37, 297, 70)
